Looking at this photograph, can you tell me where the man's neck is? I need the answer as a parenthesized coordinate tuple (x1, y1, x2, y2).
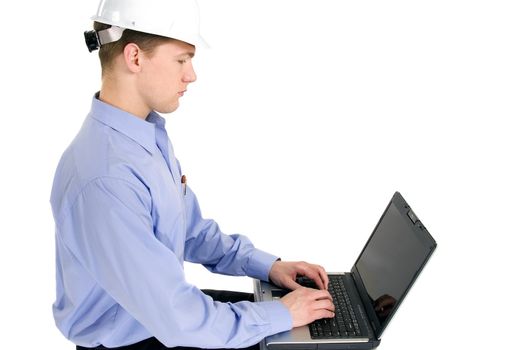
(99, 78, 150, 120)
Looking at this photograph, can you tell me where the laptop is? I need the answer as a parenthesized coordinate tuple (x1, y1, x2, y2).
(254, 191, 437, 350)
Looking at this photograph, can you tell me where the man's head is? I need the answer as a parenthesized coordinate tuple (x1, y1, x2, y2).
(96, 22, 197, 116)
(86, 0, 205, 117)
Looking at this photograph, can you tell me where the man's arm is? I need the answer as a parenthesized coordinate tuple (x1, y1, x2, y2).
(182, 185, 279, 281)
(58, 177, 291, 348)
(181, 184, 331, 291)
(180, 184, 335, 328)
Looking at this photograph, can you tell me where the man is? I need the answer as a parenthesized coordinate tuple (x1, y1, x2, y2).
(50, 1, 335, 349)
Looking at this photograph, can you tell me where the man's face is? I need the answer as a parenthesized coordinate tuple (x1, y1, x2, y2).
(138, 40, 196, 114)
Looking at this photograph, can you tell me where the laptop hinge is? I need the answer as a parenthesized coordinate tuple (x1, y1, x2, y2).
(348, 270, 380, 339)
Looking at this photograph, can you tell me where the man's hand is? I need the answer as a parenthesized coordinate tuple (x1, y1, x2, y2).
(280, 287, 335, 328)
(268, 260, 329, 290)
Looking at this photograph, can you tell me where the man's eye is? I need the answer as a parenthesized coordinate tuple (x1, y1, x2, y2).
(178, 59, 187, 64)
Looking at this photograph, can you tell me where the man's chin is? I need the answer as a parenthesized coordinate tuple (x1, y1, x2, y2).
(157, 102, 180, 114)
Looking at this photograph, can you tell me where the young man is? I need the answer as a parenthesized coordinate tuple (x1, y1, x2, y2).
(50, 1, 335, 349)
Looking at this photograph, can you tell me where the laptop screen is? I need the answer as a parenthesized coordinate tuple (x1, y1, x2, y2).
(354, 193, 436, 338)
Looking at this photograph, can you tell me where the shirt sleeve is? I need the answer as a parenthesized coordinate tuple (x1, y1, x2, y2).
(182, 185, 279, 281)
(57, 177, 291, 348)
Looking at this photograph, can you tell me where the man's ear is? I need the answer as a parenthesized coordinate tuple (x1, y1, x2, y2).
(122, 43, 142, 73)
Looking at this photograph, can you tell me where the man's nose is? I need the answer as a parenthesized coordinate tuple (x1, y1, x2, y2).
(183, 62, 197, 83)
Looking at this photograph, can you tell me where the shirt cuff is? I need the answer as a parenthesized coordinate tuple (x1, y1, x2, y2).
(246, 249, 280, 282)
(256, 300, 293, 335)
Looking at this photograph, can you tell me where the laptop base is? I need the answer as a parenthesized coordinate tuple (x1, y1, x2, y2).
(254, 279, 381, 350)
(259, 338, 381, 350)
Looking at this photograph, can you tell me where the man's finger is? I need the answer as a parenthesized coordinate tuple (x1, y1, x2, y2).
(300, 265, 326, 290)
(285, 279, 303, 290)
(313, 298, 335, 312)
(308, 288, 333, 301)
(316, 265, 329, 290)
(312, 309, 335, 320)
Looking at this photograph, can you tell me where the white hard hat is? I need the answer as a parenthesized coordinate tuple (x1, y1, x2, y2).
(86, 0, 208, 51)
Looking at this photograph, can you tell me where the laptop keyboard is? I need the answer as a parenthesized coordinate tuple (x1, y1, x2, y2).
(297, 275, 362, 338)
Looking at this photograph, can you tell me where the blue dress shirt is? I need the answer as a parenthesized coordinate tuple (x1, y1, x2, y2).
(50, 94, 292, 348)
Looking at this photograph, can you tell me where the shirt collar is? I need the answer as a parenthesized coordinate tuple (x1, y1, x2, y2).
(89, 93, 166, 155)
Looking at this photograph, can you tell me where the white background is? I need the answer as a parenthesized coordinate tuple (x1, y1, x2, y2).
(1, 0, 524, 349)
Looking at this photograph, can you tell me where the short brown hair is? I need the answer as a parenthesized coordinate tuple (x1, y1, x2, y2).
(94, 22, 173, 74)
